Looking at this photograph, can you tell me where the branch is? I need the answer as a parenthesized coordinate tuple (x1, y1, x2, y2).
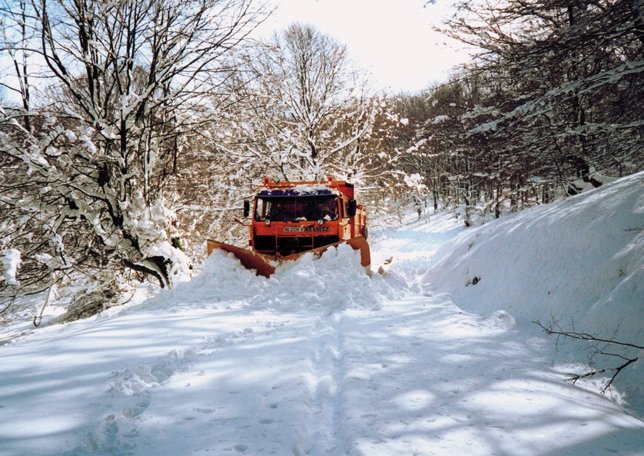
(534, 319, 641, 394)
(533, 320, 644, 350)
(566, 357, 638, 394)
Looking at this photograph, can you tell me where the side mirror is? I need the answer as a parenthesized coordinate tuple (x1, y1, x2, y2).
(347, 199, 357, 217)
(243, 200, 250, 218)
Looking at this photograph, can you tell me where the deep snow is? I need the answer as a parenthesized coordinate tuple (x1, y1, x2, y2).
(0, 173, 642, 456)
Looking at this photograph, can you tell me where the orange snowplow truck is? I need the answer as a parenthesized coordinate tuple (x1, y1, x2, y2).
(207, 177, 370, 277)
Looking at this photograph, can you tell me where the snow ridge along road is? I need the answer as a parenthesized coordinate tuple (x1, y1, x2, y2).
(1, 174, 643, 456)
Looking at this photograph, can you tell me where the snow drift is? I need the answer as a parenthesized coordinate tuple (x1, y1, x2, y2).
(422, 171, 644, 405)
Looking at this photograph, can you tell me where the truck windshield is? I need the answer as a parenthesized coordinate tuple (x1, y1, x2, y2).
(255, 196, 338, 222)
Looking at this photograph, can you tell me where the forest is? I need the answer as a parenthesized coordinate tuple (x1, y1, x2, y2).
(1, 0, 642, 319)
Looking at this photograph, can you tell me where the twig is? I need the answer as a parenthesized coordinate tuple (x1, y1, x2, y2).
(533, 320, 644, 350)
(534, 319, 641, 394)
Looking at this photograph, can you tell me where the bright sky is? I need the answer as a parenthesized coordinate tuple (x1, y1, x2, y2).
(255, 0, 472, 94)
(0, 0, 470, 102)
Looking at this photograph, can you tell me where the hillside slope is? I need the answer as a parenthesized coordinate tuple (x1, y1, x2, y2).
(422, 171, 644, 407)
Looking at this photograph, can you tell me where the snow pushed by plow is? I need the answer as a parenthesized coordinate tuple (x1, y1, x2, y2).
(1, 175, 643, 456)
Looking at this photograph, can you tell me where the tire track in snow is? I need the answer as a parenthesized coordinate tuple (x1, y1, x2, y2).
(299, 313, 348, 456)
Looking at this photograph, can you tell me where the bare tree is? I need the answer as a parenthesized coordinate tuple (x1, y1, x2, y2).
(229, 23, 382, 181)
(390, 0, 643, 221)
(441, 0, 644, 190)
(0, 0, 264, 319)
(0, 0, 35, 129)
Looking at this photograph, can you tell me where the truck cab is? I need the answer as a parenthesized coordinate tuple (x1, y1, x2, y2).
(246, 178, 367, 258)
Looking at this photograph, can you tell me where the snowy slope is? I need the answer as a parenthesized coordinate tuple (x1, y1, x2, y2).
(0, 174, 643, 456)
(422, 171, 644, 407)
(422, 171, 643, 340)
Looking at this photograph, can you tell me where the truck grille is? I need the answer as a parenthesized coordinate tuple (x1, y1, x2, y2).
(254, 235, 340, 256)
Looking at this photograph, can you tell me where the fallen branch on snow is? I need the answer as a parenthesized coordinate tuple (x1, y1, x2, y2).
(533, 319, 642, 394)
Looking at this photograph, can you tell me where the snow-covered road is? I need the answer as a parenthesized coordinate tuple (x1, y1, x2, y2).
(1, 175, 643, 456)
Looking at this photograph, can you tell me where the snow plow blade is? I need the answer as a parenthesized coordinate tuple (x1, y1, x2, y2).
(207, 240, 276, 278)
(207, 236, 370, 278)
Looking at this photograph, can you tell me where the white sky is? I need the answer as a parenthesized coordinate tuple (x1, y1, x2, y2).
(255, 0, 472, 94)
(0, 0, 471, 102)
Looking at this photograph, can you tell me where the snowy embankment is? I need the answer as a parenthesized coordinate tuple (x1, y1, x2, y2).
(0, 173, 642, 456)
(421, 171, 644, 407)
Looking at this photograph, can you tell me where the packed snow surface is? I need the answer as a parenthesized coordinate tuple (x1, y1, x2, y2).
(1, 173, 643, 456)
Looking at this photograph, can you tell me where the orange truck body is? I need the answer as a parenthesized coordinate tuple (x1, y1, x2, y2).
(207, 177, 370, 277)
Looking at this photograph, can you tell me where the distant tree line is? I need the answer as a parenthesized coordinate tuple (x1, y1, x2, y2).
(393, 0, 643, 225)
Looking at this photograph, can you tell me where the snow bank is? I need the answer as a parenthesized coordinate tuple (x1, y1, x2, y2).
(143, 242, 404, 315)
(256, 244, 391, 312)
(422, 171, 644, 403)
